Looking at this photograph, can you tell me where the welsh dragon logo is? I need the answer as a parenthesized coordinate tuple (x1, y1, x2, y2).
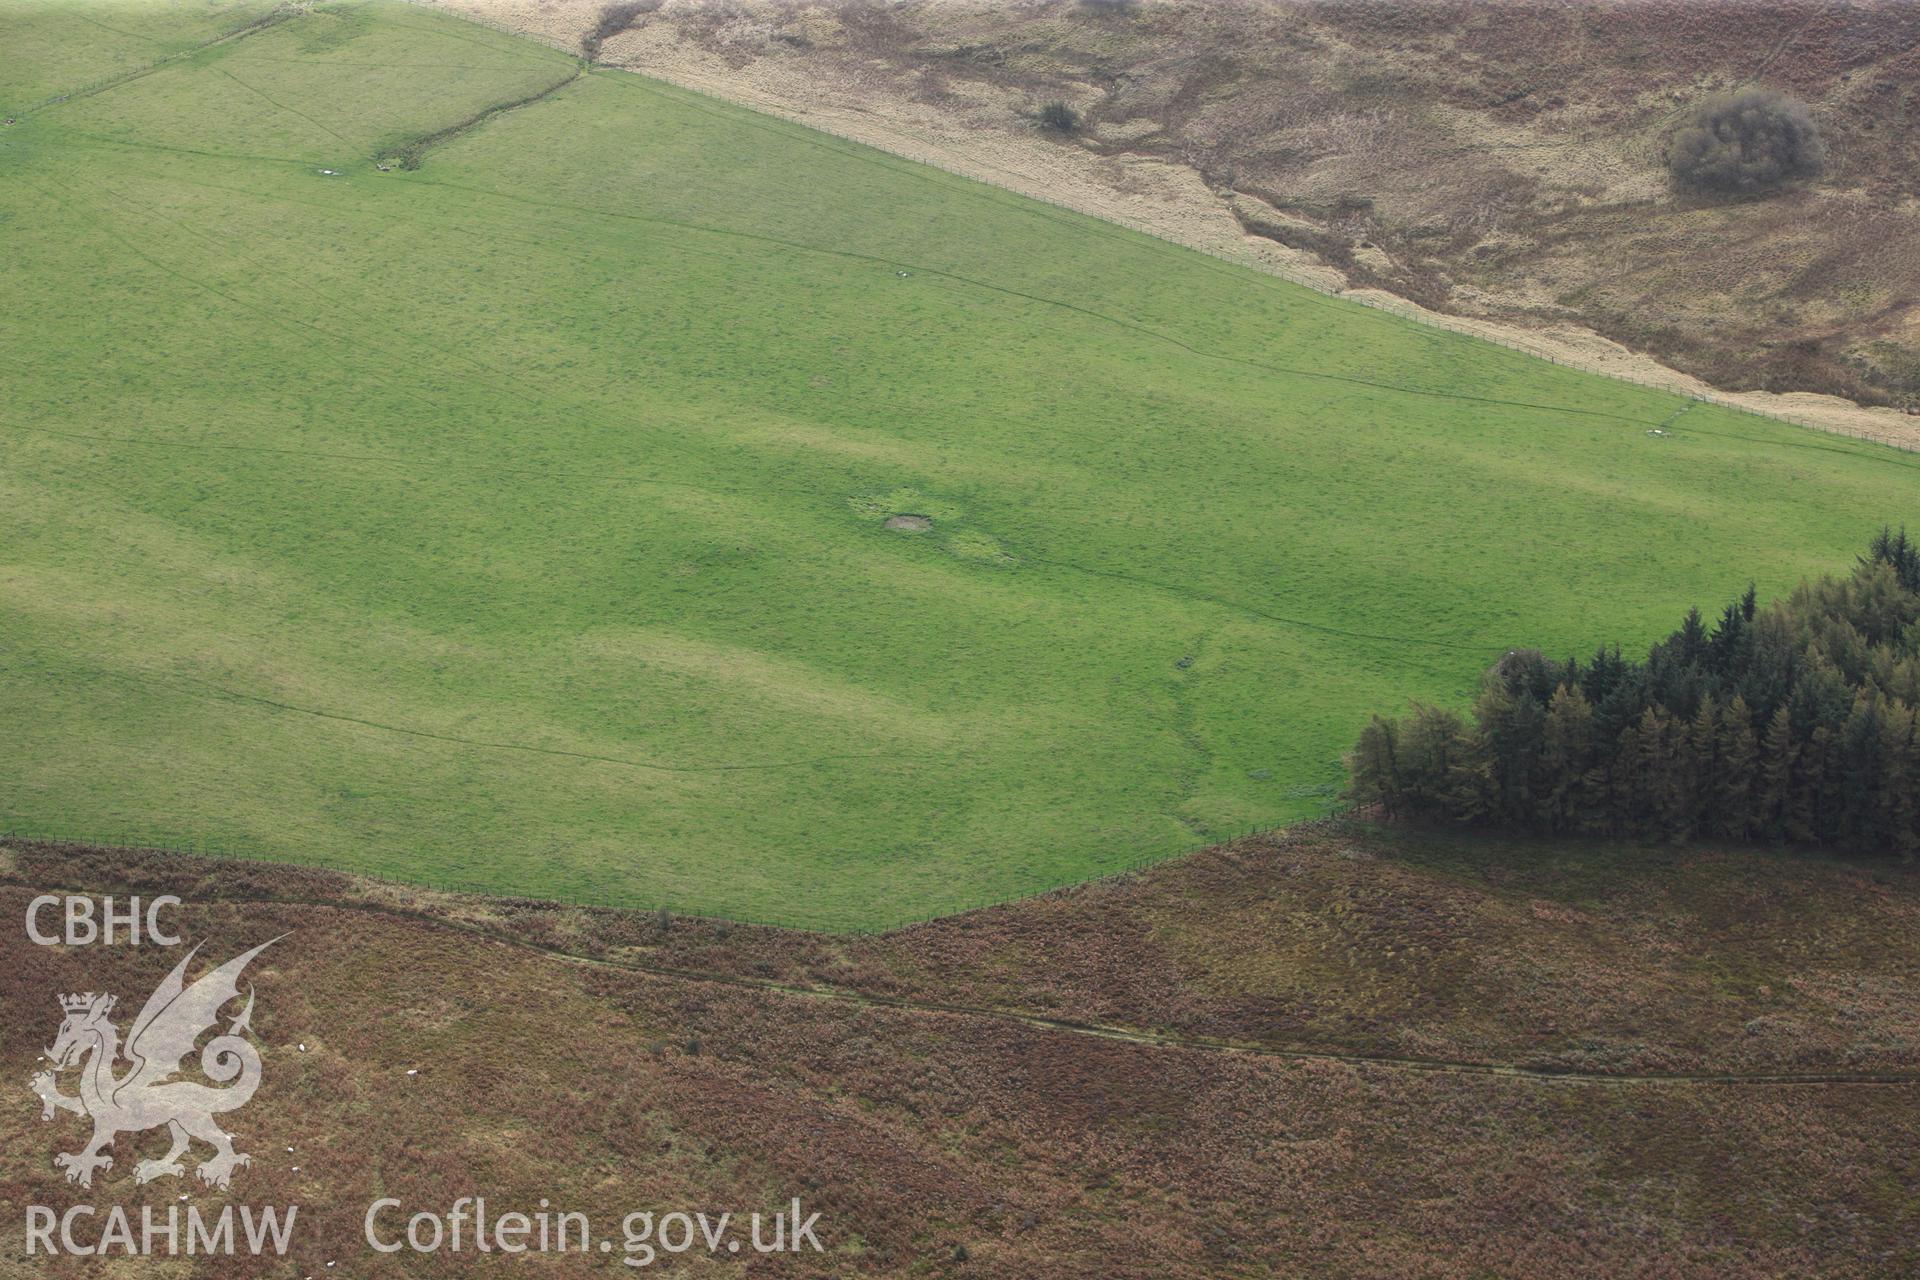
(30, 938, 280, 1190)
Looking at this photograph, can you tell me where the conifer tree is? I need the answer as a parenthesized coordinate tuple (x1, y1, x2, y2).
(1346, 531, 1918, 859)
(1878, 700, 1918, 857)
(1677, 607, 1709, 666)
(1610, 718, 1647, 834)
(1758, 704, 1797, 841)
(1715, 695, 1758, 841)
(1865, 525, 1920, 592)
(1400, 703, 1484, 822)
(1839, 693, 1888, 845)
(1797, 724, 1835, 843)
(1684, 696, 1721, 841)
(1349, 716, 1402, 815)
(1641, 707, 1687, 842)
(1708, 589, 1754, 676)
(1475, 678, 1544, 827)
(1542, 683, 1595, 832)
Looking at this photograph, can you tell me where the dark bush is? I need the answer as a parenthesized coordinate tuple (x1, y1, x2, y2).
(1038, 100, 1080, 133)
(1668, 89, 1824, 195)
(583, 0, 660, 60)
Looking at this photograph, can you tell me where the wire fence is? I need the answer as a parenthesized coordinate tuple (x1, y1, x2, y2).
(618, 69, 1920, 457)
(0, 811, 1337, 936)
(21, 16, 1918, 456)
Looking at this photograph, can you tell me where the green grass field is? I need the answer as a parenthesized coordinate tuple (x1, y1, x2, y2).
(2, 1, 1914, 927)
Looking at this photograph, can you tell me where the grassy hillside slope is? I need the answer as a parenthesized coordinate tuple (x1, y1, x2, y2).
(1, 1, 1915, 926)
(528, 0, 1920, 415)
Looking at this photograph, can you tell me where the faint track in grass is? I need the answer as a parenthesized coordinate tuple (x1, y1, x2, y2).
(0, 410, 1513, 663)
(1024, 554, 1493, 658)
(23, 8, 293, 116)
(399, 173, 1679, 430)
(32, 119, 1918, 473)
(0, 415, 809, 501)
(36, 666, 942, 777)
(210, 63, 352, 146)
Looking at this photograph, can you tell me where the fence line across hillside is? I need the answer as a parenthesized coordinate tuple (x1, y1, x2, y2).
(0, 811, 1332, 936)
(26, 44, 1915, 455)
(618, 68, 1920, 458)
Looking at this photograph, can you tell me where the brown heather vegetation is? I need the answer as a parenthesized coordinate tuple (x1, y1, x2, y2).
(4, 825, 1916, 1276)
(425, 0, 1920, 417)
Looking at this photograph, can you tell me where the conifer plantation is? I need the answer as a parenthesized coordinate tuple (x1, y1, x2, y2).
(1350, 530, 1920, 857)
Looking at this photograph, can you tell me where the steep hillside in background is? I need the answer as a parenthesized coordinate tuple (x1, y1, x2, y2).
(429, 0, 1920, 436)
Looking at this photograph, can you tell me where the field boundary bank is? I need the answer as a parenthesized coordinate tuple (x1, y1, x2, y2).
(394, 59, 585, 169)
(570, 59, 1919, 457)
(6, 848, 1916, 1088)
(19, 7, 292, 116)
